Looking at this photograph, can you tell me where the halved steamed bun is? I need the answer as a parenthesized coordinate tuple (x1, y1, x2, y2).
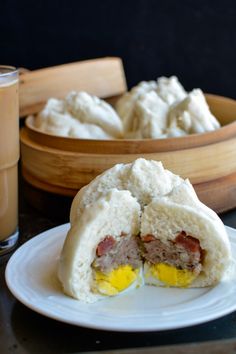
(58, 189, 142, 303)
(141, 199, 231, 288)
(139, 178, 231, 288)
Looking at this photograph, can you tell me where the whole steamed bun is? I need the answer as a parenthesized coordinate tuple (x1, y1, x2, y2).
(167, 89, 221, 135)
(34, 91, 123, 139)
(65, 91, 123, 138)
(116, 76, 220, 139)
(116, 76, 187, 139)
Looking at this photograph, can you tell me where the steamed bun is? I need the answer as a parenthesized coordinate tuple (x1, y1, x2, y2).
(58, 158, 232, 302)
(116, 76, 220, 139)
(58, 189, 142, 302)
(167, 89, 221, 135)
(156, 76, 187, 105)
(65, 91, 123, 138)
(34, 91, 123, 139)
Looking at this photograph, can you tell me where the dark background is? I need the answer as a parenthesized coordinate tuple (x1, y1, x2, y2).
(1, 0, 236, 97)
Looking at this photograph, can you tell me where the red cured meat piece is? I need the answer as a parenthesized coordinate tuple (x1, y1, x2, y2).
(96, 236, 116, 256)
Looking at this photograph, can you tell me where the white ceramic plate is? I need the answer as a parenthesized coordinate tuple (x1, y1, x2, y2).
(5, 224, 236, 332)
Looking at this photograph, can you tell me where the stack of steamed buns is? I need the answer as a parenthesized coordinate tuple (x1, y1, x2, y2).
(33, 76, 221, 139)
(58, 158, 232, 303)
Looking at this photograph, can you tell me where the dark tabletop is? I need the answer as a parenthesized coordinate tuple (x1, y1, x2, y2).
(1, 175, 236, 354)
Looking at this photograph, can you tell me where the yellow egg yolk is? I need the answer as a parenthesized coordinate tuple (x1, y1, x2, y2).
(149, 263, 197, 287)
(94, 265, 139, 296)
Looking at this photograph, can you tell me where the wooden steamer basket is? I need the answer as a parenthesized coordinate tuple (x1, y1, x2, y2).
(20, 58, 236, 214)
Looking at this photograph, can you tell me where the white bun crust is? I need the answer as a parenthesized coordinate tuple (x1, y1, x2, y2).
(70, 158, 183, 225)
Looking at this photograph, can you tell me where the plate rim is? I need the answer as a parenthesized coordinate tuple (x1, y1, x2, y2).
(5, 223, 236, 332)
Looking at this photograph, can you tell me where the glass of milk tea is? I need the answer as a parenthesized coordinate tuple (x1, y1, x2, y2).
(0, 66, 19, 255)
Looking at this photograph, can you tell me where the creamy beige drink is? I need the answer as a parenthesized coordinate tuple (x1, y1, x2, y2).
(0, 66, 19, 254)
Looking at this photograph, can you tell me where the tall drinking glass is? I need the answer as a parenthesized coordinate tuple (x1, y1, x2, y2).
(0, 66, 19, 255)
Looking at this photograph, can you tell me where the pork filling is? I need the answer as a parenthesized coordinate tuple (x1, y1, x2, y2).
(141, 231, 204, 274)
(92, 234, 142, 273)
(92, 231, 204, 281)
